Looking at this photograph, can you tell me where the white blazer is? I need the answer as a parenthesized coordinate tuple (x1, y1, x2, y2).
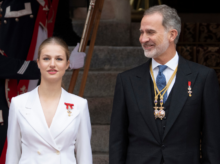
(6, 87, 92, 164)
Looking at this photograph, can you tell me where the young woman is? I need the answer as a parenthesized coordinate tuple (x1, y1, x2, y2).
(5, 37, 92, 164)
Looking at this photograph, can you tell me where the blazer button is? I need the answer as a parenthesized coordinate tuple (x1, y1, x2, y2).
(4, 20, 7, 24)
(15, 18, 19, 22)
(161, 145, 165, 148)
(56, 150, 60, 155)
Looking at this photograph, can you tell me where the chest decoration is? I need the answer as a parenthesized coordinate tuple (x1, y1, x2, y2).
(150, 63, 178, 120)
(188, 81, 192, 97)
(64, 103, 74, 117)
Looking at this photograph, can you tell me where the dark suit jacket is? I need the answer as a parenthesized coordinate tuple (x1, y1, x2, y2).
(109, 55, 220, 164)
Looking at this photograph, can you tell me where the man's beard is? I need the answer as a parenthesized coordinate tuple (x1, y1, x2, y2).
(142, 37, 169, 59)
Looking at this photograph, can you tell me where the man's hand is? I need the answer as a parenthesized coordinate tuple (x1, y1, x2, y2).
(69, 43, 86, 70)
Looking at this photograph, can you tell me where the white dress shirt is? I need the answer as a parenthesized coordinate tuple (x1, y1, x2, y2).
(150, 52, 179, 97)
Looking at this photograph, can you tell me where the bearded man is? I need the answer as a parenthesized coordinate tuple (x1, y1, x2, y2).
(109, 5, 220, 164)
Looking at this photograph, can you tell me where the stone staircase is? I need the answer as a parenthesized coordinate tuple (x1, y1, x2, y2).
(64, 41, 147, 163)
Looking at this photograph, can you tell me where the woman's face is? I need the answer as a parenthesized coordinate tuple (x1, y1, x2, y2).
(37, 44, 70, 84)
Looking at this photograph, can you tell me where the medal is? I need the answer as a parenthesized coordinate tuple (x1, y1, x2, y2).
(154, 105, 159, 119)
(150, 63, 178, 120)
(64, 103, 74, 116)
(188, 81, 192, 97)
(158, 107, 165, 120)
(158, 95, 166, 120)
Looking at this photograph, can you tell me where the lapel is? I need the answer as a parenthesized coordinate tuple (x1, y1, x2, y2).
(162, 56, 198, 141)
(20, 87, 58, 150)
(130, 59, 161, 144)
(49, 89, 80, 139)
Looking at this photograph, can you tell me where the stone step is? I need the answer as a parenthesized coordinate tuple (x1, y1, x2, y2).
(91, 125, 109, 153)
(90, 105, 110, 154)
(72, 21, 131, 46)
(88, 98, 113, 125)
(68, 46, 147, 71)
(72, 21, 141, 46)
(93, 154, 109, 164)
(63, 71, 119, 97)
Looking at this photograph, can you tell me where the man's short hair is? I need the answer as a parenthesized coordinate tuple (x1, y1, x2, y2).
(144, 5, 181, 44)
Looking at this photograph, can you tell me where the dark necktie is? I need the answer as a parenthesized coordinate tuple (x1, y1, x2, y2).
(156, 65, 168, 103)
